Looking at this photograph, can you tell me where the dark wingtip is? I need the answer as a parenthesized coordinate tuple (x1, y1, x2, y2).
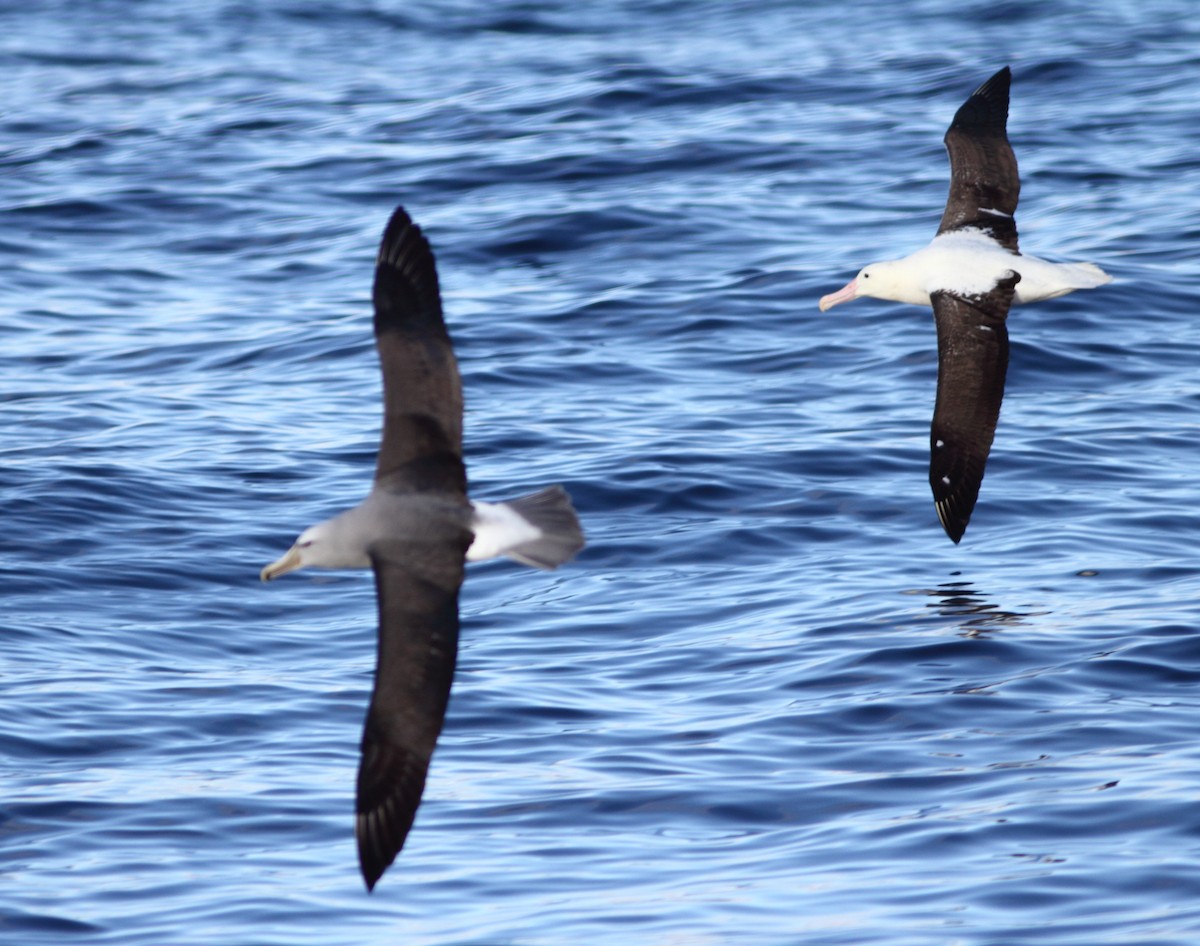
(931, 437, 987, 545)
(950, 67, 1011, 136)
(355, 801, 410, 893)
(935, 498, 968, 544)
(355, 790, 419, 893)
(355, 807, 396, 892)
(974, 66, 1011, 99)
(378, 205, 415, 245)
(354, 731, 434, 892)
(372, 204, 444, 335)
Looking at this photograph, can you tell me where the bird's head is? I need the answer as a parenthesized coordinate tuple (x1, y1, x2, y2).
(819, 260, 908, 311)
(260, 523, 326, 581)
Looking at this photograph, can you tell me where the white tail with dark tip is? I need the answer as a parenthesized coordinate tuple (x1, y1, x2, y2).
(467, 485, 584, 569)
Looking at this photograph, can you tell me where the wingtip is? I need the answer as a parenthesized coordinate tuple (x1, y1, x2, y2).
(355, 806, 403, 893)
(354, 727, 439, 893)
(936, 501, 967, 544)
(372, 203, 445, 334)
(376, 204, 423, 269)
(953, 66, 1011, 130)
(976, 65, 1012, 95)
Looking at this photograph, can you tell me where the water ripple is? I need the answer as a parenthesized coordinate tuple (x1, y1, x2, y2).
(1, 1, 1198, 944)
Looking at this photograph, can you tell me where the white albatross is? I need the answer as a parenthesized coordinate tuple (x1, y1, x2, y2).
(261, 206, 584, 891)
(818, 66, 1111, 543)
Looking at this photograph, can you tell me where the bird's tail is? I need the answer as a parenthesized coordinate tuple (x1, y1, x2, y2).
(1067, 261, 1113, 288)
(503, 486, 585, 569)
(468, 486, 584, 569)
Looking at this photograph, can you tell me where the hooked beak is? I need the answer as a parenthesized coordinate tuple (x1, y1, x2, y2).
(261, 545, 303, 582)
(818, 278, 858, 312)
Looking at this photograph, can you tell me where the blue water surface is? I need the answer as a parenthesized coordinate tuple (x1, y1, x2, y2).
(3, 1, 1200, 944)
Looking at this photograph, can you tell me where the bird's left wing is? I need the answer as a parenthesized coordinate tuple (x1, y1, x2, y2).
(929, 271, 1021, 543)
(356, 532, 469, 890)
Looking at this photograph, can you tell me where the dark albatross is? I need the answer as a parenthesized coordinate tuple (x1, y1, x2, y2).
(261, 206, 584, 890)
(818, 66, 1110, 542)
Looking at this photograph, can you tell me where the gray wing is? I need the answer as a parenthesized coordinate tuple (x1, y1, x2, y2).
(929, 271, 1021, 543)
(372, 206, 466, 494)
(937, 67, 1020, 253)
(356, 534, 470, 891)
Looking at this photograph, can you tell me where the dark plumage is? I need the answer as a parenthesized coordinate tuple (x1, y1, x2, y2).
(261, 206, 584, 890)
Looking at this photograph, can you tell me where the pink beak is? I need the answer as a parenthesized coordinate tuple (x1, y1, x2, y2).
(818, 278, 858, 312)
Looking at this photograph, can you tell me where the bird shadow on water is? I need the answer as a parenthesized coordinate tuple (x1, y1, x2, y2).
(903, 574, 1046, 638)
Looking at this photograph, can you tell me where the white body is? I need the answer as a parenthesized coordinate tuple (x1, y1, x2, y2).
(819, 229, 1111, 311)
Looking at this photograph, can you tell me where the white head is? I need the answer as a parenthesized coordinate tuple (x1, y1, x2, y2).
(260, 514, 370, 581)
(260, 523, 324, 581)
(818, 260, 914, 311)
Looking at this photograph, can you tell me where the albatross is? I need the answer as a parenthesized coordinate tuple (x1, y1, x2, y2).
(818, 66, 1111, 542)
(261, 206, 585, 891)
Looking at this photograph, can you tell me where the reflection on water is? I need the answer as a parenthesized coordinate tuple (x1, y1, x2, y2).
(906, 575, 1046, 636)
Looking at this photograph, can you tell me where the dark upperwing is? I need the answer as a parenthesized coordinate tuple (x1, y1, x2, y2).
(372, 206, 467, 495)
(929, 271, 1021, 543)
(357, 536, 470, 890)
(937, 67, 1020, 254)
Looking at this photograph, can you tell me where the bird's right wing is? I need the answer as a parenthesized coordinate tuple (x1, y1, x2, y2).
(937, 67, 1020, 253)
(371, 207, 466, 495)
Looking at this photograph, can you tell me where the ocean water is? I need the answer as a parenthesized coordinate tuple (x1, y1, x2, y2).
(3, 1, 1199, 943)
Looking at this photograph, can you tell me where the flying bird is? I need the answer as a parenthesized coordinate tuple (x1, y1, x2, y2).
(818, 66, 1111, 542)
(262, 206, 585, 890)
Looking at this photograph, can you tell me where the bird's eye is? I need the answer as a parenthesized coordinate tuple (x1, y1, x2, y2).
(863, 272, 870, 279)
(299, 540, 314, 549)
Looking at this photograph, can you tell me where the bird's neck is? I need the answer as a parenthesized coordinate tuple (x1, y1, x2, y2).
(865, 258, 932, 306)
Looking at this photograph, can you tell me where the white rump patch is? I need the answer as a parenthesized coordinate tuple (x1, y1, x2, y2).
(466, 501, 542, 562)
